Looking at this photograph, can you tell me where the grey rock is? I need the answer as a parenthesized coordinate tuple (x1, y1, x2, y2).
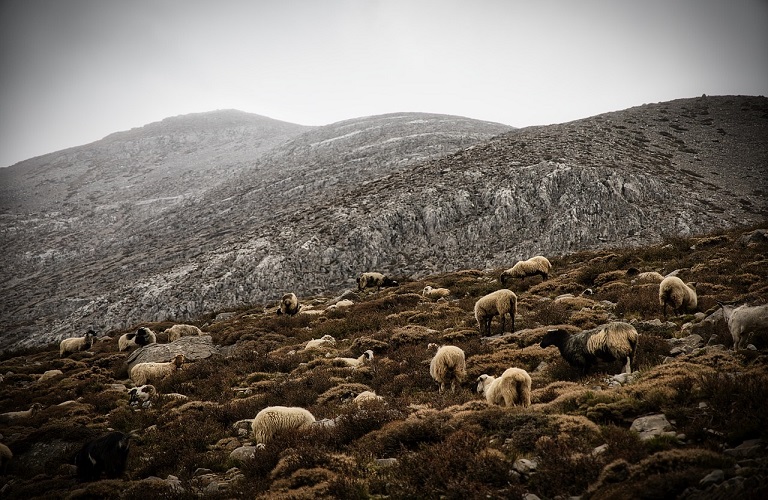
(630, 414, 676, 440)
(125, 335, 218, 372)
(229, 446, 258, 463)
(699, 469, 724, 487)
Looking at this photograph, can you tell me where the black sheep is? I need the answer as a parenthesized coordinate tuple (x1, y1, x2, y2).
(539, 322, 638, 374)
(75, 431, 130, 481)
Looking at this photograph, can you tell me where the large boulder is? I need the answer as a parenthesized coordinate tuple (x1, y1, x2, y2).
(125, 335, 218, 373)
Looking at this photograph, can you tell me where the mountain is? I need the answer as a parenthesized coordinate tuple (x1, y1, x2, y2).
(0, 111, 514, 351)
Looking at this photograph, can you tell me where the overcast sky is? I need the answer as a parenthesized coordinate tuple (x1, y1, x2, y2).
(1, 0, 766, 168)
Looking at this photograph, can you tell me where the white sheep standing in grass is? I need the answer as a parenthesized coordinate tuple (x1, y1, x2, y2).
(422, 285, 451, 299)
(118, 327, 157, 351)
(130, 354, 185, 386)
(428, 343, 467, 393)
(305, 334, 336, 350)
(659, 276, 697, 317)
(719, 302, 768, 350)
(0, 403, 43, 424)
(540, 322, 639, 374)
(60, 330, 96, 357)
(276, 293, 300, 316)
(476, 368, 532, 408)
(251, 406, 318, 447)
(499, 256, 552, 284)
(332, 350, 374, 368)
(474, 289, 518, 335)
(163, 324, 203, 342)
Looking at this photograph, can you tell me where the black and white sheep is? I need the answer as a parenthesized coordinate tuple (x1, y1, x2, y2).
(163, 324, 203, 342)
(128, 384, 157, 407)
(476, 368, 532, 408)
(658, 276, 697, 317)
(305, 334, 336, 350)
(422, 285, 451, 299)
(499, 256, 552, 284)
(74, 431, 130, 482)
(130, 354, 185, 386)
(59, 329, 96, 357)
(276, 293, 300, 316)
(251, 406, 318, 446)
(356, 272, 399, 292)
(0, 443, 11, 475)
(428, 343, 467, 393)
(540, 322, 639, 374)
(719, 302, 768, 350)
(0, 403, 43, 423)
(332, 350, 374, 368)
(474, 289, 518, 335)
(118, 327, 157, 352)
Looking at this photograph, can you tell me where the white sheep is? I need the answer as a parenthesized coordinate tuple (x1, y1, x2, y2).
(422, 285, 451, 299)
(251, 406, 318, 446)
(0, 403, 43, 423)
(118, 327, 157, 352)
(659, 276, 697, 317)
(719, 302, 768, 350)
(356, 272, 399, 292)
(305, 334, 336, 350)
(332, 350, 374, 368)
(128, 384, 157, 407)
(276, 293, 300, 316)
(163, 324, 203, 342)
(130, 354, 185, 386)
(631, 271, 665, 285)
(428, 343, 466, 393)
(353, 390, 383, 403)
(474, 289, 518, 335)
(60, 329, 96, 357)
(499, 256, 552, 284)
(326, 299, 354, 311)
(476, 368, 532, 408)
(540, 322, 639, 374)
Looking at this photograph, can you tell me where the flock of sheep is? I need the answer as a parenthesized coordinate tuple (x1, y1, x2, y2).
(27, 254, 767, 480)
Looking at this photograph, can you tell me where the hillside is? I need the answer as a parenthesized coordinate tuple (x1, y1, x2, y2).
(0, 225, 766, 499)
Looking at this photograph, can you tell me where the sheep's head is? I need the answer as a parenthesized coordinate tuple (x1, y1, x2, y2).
(427, 343, 439, 351)
(540, 329, 569, 349)
(476, 374, 493, 394)
(363, 350, 374, 361)
(173, 354, 185, 369)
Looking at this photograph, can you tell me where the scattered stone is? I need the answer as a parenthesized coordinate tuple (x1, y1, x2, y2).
(513, 458, 538, 476)
(699, 469, 724, 487)
(724, 439, 764, 458)
(630, 414, 676, 440)
(229, 446, 258, 463)
(374, 458, 398, 467)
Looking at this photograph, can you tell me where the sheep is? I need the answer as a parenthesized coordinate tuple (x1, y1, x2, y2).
(128, 384, 157, 407)
(74, 431, 130, 482)
(326, 299, 354, 311)
(163, 324, 203, 342)
(59, 329, 96, 357)
(276, 293, 300, 316)
(476, 368, 532, 408)
(0, 443, 12, 475)
(130, 354, 185, 386)
(422, 285, 451, 299)
(474, 289, 518, 335)
(658, 276, 697, 317)
(356, 272, 399, 292)
(719, 302, 768, 350)
(332, 350, 374, 368)
(0, 403, 43, 424)
(251, 406, 318, 446)
(631, 271, 665, 285)
(118, 327, 157, 351)
(305, 334, 336, 350)
(428, 343, 466, 393)
(499, 256, 552, 284)
(354, 390, 383, 403)
(540, 322, 639, 374)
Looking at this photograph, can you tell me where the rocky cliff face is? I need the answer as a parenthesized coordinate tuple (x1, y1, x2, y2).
(1, 96, 766, 351)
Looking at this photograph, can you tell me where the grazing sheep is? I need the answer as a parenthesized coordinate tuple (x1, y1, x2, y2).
(276, 293, 300, 316)
(474, 289, 518, 335)
(0, 403, 43, 424)
(332, 350, 374, 368)
(305, 334, 336, 350)
(59, 329, 96, 357)
(719, 302, 768, 350)
(631, 271, 665, 285)
(75, 431, 130, 482)
(356, 272, 399, 292)
(499, 256, 552, 284)
(251, 406, 318, 446)
(326, 299, 354, 311)
(422, 285, 451, 299)
(128, 384, 157, 407)
(0, 443, 11, 475)
(353, 390, 383, 403)
(659, 276, 698, 317)
(130, 354, 185, 386)
(540, 322, 639, 374)
(428, 343, 467, 393)
(163, 324, 203, 342)
(476, 368, 532, 408)
(118, 327, 157, 352)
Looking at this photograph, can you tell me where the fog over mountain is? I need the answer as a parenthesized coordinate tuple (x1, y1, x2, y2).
(1, 95, 766, 352)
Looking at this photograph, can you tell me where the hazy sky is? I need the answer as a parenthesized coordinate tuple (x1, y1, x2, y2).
(1, 0, 767, 168)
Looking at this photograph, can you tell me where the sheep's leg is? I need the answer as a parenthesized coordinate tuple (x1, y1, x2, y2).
(622, 357, 631, 374)
(510, 313, 515, 333)
(499, 315, 506, 335)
